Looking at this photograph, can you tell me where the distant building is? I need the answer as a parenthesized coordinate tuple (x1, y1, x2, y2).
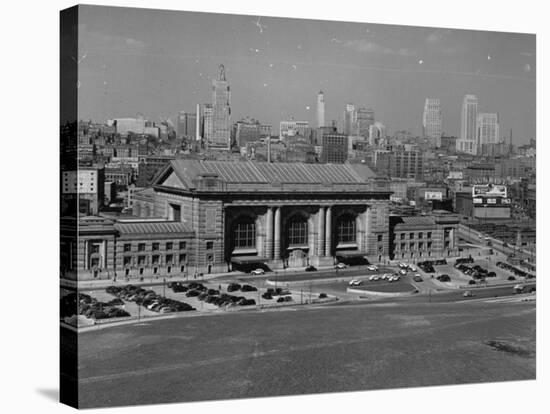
(112, 117, 146, 135)
(357, 107, 375, 139)
(317, 91, 325, 128)
(368, 122, 386, 146)
(344, 103, 358, 136)
(477, 113, 500, 151)
(464, 163, 496, 183)
(62, 167, 105, 215)
(279, 120, 310, 140)
(375, 149, 424, 180)
(176, 111, 198, 139)
(455, 184, 511, 220)
(422, 98, 442, 148)
(202, 104, 213, 144)
(496, 157, 536, 179)
(321, 133, 348, 163)
(234, 118, 262, 148)
(210, 64, 231, 150)
(457, 94, 478, 155)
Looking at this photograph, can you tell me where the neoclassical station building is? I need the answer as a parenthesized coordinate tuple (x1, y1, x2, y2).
(63, 160, 393, 280)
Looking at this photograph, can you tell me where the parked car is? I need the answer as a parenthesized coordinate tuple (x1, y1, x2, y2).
(437, 274, 451, 282)
(468, 279, 476, 285)
(399, 269, 407, 275)
(305, 265, 317, 272)
(507, 276, 516, 281)
(408, 265, 417, 272)
(348, 279, 362, 287)
(250, 269, 265, 275)
(366, 265, 378, 271)
(335, 263, 347, 269)
(463, 291, 474, 297)
(413, 275, 423, 282)
(241, 284, 258, 292)
(261, 292, 273, 300)
(318, 293, 327, 299)
(227, 283, 242, 292)
(368, 275, 378, 281)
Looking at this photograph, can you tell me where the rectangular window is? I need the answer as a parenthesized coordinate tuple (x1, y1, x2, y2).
(418, 242, 424, 249)
(179, 253, 187, 263)
(152, 255, 160, 265)
(179, 241, 187, 250)
(206, 241, 214, 250)
(166, 242, 173, 250)
(123, 243, 131, 252)
(409, 233, 414, 239)
(409, 242, 415, 249)
(377, 234, 383, 242)
(137, 256, 146, 265)
(445, 241, 450, 248)
(427, 232, 432, 239)
(235, 222, 256, 248)
(400, 233, 405, 240)
(138, 243, 146, 252)
(206, 209, 216, 233)
(418, 232, 423, 239)
(288, 219, 308, 246)
(91, 244, 100, 254)
(166, 254, 173, 265)
(123, 256, 132, 266)
(427, 242, 432, 249)
(152, 243, 160, 251)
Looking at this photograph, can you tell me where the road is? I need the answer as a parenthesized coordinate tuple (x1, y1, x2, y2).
(74, 297, 536, 408)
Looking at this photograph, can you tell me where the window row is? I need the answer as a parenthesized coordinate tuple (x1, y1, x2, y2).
(397, 242, 433, 250)
(123, 241, 188, 252)
(398, 231, 432, 240)
(122, 253, 187, 266)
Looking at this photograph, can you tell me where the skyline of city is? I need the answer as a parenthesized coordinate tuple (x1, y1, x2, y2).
(77, 6, 535, 143)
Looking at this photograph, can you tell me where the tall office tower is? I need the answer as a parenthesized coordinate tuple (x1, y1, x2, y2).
(477, 113, 500, 145)
(176, 111, 197, 139)
(357, 107, 375, 138)
(422, 98, 442, 148)
(317, 91, 325, 128)
(210, 64, 231, 150)
(457, 94, 478, 155)
(368, 122, 386, 146)
(344, 103, 357, 136)
(202, 104, 213, 143)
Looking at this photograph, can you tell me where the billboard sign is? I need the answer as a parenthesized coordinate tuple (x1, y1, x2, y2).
(472, 184, 507, 198)
(424, 191, 443, 201)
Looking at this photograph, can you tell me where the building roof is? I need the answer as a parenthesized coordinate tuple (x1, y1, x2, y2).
(153, 159, 381, 193)
(114, 221, 193, 235)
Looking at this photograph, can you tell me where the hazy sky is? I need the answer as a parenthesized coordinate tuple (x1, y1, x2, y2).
(77, 5, 536, 142)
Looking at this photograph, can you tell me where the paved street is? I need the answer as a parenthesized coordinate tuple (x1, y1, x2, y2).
(75, 297, 536, 408)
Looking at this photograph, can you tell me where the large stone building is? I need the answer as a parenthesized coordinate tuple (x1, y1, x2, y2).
(389, 211, 460, 261)
(63, 160, 393, 281)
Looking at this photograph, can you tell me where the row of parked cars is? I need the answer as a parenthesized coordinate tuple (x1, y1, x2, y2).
(106, 285, 195, 313)
(61, 292, 130, 320)
(496, 261, 535, 279)
(455, 264, 497, 280)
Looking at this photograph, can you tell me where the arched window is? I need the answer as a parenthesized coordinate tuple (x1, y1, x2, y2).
(288, 217, 308, 246)
(234, 220, 256, 249)
(337, 215, 356, 244)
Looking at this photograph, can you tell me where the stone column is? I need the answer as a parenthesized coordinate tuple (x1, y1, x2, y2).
(274, 207, 281, 260)
(325, 206, 332, 257)
(265, 207, 273, 259)
(317, 207, 325, 257)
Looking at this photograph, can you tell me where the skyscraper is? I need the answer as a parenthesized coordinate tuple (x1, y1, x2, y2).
(422, 98, 442, 148)
(477, 113, 500, 146)
(457, 94, 478, 155)
(317, 91, 325, 128)
(210, 64, 231, 150)
(202, 103, 213, 143)
(356, 107, 375, 138)
(344, 103, 357, 136)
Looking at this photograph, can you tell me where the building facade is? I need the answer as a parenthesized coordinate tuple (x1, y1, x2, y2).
(389, 211, 460, 261)
(317, 91, 325, 128)
(477, 112, 500, 148)
(209, 64, 231, 150)
(321, 133, 348, 163)
(457, 94, 478, 155)
(422, 98, 442, 148)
